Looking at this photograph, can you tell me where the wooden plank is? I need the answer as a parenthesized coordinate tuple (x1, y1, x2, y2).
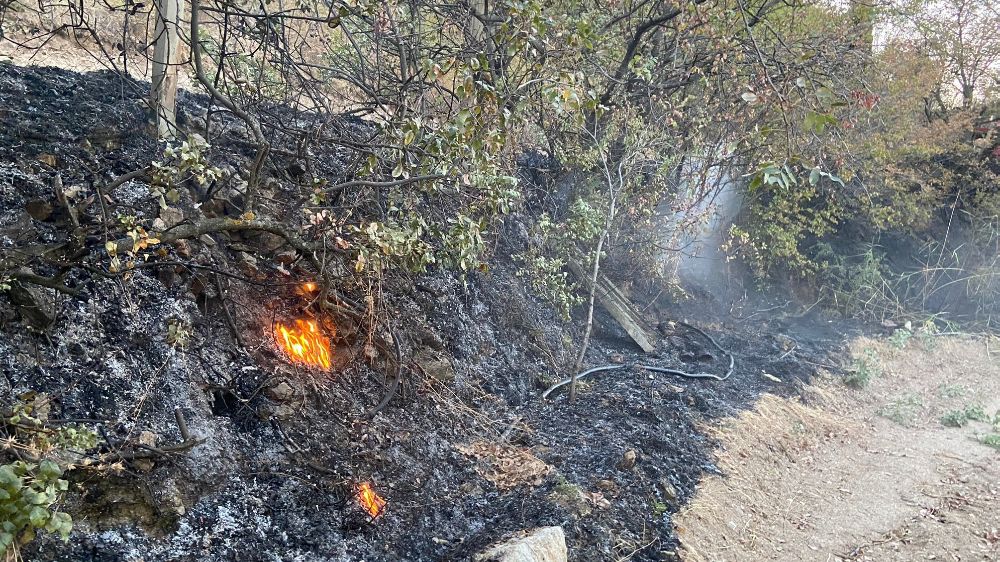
(568, 262, 658, 353)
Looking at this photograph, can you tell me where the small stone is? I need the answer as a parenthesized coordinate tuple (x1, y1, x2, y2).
(138, 431, 158, 447)
(415, 327, 445, 351)
(174, 239, 192, 258)
(265, 381, 296, 402)
(274, 250, 298, 265)
(413, 347, 455, 383)
(474, 526, 567, 562)
(159, 206, 185, 229)
(596, 479, 619, 495)
(8, 276, 56, 328)
(25, 199, 53, 221)
(619, 449, 637, 470)
(238, 251, 259, 277)
(658, 478, 679, 504)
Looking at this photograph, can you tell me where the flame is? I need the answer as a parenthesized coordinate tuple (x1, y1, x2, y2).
(301, 282, 318, 294)
(274, 319, 332, 369)
(357, 482, 386, 518)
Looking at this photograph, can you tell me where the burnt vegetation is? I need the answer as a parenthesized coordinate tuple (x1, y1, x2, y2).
(0, 0, 999, 560)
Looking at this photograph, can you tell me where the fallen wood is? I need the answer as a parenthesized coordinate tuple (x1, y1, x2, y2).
(567, 262, 657, 353)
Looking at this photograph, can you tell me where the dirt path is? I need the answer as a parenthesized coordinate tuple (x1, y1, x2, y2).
(675, 335, 1000, 561)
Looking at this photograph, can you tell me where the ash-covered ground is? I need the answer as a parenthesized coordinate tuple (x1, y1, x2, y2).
(0, 63, 857, 561)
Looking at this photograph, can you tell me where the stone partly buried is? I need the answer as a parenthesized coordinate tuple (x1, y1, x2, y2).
(412, 346, 456, 383)
(475, 526, 568, 562)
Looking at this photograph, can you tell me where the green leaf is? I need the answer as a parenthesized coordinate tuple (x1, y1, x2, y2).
(809, 167, 820, 186)
(37, 460, 62, 480)
(28, 506, 50, 528)
(804, 111, 837, 134)
(0, 467, 20, 489)
(816, 86, 835, 105)
(48, 511, 72, 540)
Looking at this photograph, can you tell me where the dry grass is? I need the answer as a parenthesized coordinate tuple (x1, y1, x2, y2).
(675, 335, 1000, 562)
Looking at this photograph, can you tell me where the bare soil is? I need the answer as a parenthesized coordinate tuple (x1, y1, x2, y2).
(675, 335, 1000, 561)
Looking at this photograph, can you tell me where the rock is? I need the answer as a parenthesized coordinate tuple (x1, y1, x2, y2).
(474, 526, 567, 562)
(255, 232, 287, 253)
(159, 206, 185, 229)
(138, 431, 159, 447)
(414, 327, 444, 350)
(618, 449, 637, 470)
(265, 381, 296, 402)
(274, 250, 298, 265)
(174, 239, 192, 258)
(595, 479, 619, 496)
(8, 275, 56, 328)
(25, 199, 53, 221)
(238, 251, 259, 277)
(135, 431, 159, 472)
(259, 402, 297, 420)
(658, 478, 679, 505)
(413, 347, 455, 383)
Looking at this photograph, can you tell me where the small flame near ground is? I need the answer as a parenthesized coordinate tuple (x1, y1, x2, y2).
(357, 482, 386, 518)
(273, 318, 332, 370)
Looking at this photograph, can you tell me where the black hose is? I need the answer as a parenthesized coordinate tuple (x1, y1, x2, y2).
(542, 321, 735, 399)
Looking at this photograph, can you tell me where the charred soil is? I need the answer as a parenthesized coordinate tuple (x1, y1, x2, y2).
(1, 64, 854, 561)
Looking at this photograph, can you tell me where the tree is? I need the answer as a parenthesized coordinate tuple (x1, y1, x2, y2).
(150, 0, 184, 138)
(892, 0, 1000, 108)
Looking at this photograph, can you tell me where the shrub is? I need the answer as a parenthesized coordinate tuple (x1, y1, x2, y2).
(1, 397, 98, 558)
(844, 348, 881, 388)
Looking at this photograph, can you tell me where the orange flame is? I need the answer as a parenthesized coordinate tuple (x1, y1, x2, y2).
(274, 319, 332, 370)
(357, 482, 386, 518)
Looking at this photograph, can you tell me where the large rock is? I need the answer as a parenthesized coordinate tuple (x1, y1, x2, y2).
(474, 526, 567, 562)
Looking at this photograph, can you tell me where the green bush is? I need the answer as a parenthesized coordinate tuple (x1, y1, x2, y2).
(1, 398, 98, 557)
(0, 460, 74, 553)
(940, 405, 988, 427)
(844, 348, 881, 388)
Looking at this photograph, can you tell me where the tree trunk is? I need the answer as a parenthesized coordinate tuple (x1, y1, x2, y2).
(151, 0, 184, 139)
(568, 232, 607, 403)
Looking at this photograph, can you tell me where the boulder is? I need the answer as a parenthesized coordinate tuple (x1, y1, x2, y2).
(474, 526, 567, 562)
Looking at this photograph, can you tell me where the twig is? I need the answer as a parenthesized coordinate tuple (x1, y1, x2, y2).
(212, 265, 245, 349)
(173, 407, 191, 441)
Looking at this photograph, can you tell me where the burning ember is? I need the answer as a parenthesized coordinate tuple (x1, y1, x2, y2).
(357, 482, 386, 518)
(274, 319, 332, 370)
